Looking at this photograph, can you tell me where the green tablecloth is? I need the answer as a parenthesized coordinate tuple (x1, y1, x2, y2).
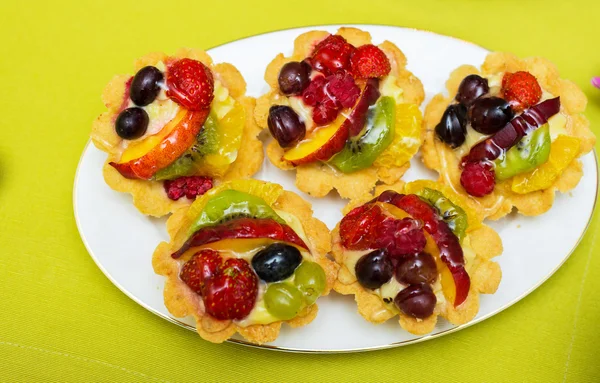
(1, 0, 598, 381)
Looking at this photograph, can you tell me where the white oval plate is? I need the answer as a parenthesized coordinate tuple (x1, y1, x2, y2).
(74, 25, 598, 353)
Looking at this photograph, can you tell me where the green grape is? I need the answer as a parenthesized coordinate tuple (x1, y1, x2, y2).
(264, 283, 303, 320)
(294, 262, 326, 305)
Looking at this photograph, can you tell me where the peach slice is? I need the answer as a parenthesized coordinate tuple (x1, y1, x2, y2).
(282, 115, 348, 165)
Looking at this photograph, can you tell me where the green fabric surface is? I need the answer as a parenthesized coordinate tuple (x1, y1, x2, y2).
(0, 0, 598, 381)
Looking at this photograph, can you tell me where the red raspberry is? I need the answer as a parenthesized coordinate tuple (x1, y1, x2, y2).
(313, 99, 339, 126)
(460, 162, 496, 197)
(501, 71, 542, 112)
(311, 35, 356, 75)
(350, 44, 391, 79)
(376, 217, 427, 257)
(180, 249, 221, 295)
(339, 204, 387, 250)
(302, 76, 327, 107)
(325, 72, 360, 108)
(203, 258, 258, 320)
(163, 176, 213, 201)
(166, 58, 214, 111)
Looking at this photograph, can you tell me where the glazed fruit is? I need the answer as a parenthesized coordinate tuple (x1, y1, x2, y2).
(374, 103, 422, 168)
(495, 124, 551, 180)
(203, 258, 258, 320)
(326, 72, 360, 109)
(415, 188, 467, 241)
(394, 284, 436, 319)
(130, 66, 164, 106)
(376, 217, 427, 257)
(163, 176, 213, 201)
(294, 261, 327, 305)
(180, 249, 221, 295)
(166, 58, 214, 111)
(502, 71, 542, 111)
(268, 106, 306, 148)
(339, 204, 387, 250)
(278, 61, 312, 95)
(172, 218, 308, 258)
(264, 282, 304, 320)
(463, 97, 561, 164)
(435, 104, 467, 148)
(115, 107, 149, 139)
(329, 96, 395, 173)
(469, 96, 515, 135)
(252, 243, 303, 282)
(302, 75, 327, 107)
(395, 252, 438, 285)
(455, 74, 489, 106)
(460, 162, 495, 197)
(355, 249, 393, 289)
(350, 44, 391, 79)
(310, 34, 355, 74)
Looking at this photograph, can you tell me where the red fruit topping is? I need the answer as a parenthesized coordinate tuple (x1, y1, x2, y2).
(339, 204, 387, 250)
(460, 162, 495, 197)
(325, 72, 360, 108)
(310, 35, 356, 75)
(166, 58, 214, 111)
(313, 99, 339, 126)
(350, 44, 391, 79)
(180, 249, 221, 295)
(376, 217, 426, 257)
(302, 76, 327, 107)
(501, 71, 542, 112)
(172, 218, 309, 258)
(163, 176, 213, 201)
(462, 97, 561, 164)
(203, 258, 258, 320)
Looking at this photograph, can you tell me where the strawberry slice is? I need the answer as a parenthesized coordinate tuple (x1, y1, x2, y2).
(350, 44, 391, 79)
(180, 249, 221, 295)
(166, 58, 214, 111)
(501, 71, 542, 112)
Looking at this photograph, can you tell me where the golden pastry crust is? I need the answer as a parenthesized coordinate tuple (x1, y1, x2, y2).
(422, 52, 596, 220)
(255, 27, 425, 200)
(332, 180, 502, 335)
(91, 49, 263, 217)
(152, 184, 338, 344)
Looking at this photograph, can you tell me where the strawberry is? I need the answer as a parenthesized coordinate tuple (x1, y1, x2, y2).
(339, 204, 387, 250)
(350, 44, 391, 79)
(310, 35, 356, 75)
(501, 71, 542, 112)
(203, 258, 258, 320)
(180, 249, 221, 295)
(166, 58, 214, 111)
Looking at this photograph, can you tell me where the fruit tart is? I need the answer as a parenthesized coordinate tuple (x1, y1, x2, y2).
(332, 180, 502, 335)
(255, 27, 425, 199)
(152, 180, 337, 344)
(422, 52, 596, 220)
(91, 49, 263, 216)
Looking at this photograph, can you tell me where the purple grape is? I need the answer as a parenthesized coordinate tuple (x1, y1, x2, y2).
(456, 74, 489, 105)
(435, 104, 468, 148)
(469, 96, 514, 135)
(395, 252, 438, 285)
(278, 61, 312, 95)
(130, 66, 163, 106)
(355, 249, 393, 289)
(267, 105, 306, 148)
(394, 284, 436, 319)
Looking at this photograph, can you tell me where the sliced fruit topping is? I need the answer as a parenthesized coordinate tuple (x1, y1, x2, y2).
(163, 176, 213, 201)
(326, 71, 361, 109)
(180, 249, 221, 295)
(251, 243, 302, 282)
(264, 282, 303, 320)
(115, 107, 149, 139)
(110, 108, 209, 180)
(502, 71, 542, 112)
(130, 66, 163, 107)
(203, 257, 258, 320)
(350, 44, 391, 79)
(310, 34, 355, 75)
(495, 124, 551, 181)
(268, 105, 306, 148)
(278, 60, 312, 95)
(512, 135, 580, 194)
(376, 216, 427, 257)
(435, 104, 468, 148)
(394, 284, 436, 319)
(395, 252, 438, 285)
(329, 96, 394, 173)
(455, 74, 489, 106)
(462, 97, 561, 164)
(415, 188, 468, 242)
(293, 261, 327, 305)
(188, 189, 284, 234)
(469, 96, 514, 135)
(460, 162, 496, 197)
(166, 58, 214, 111)
(339, 204, 387, 250)
(355, 249, 393, 289)
(346, 79, 381, 137)
(374, 103, 423, 169)
(302, 75, 327, 107)
(171, 218, 308, 259)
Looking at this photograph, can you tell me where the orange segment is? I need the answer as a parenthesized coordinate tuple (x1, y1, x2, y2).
(282, 115, 344, 162)
(511, 135, 581, 194)
(373, 103, 422, 168)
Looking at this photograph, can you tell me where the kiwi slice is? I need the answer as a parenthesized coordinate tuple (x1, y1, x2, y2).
(415, 188, 467, 242)
(188, 190, 285, 235)
(329, 96, 395, 173)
